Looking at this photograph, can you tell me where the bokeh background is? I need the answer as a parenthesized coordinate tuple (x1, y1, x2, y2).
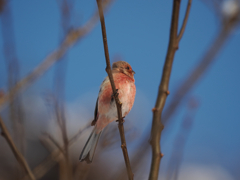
(0, 0, 240, 179)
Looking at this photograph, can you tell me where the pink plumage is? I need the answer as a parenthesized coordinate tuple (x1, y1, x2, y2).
(79, 61, 136, 163)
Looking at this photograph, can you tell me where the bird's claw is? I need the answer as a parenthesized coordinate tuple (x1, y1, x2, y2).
(112, 89, 119, 98)
(116, 117, 125, 123)
(91, 119, 97, 126)
(111, 89, 119, 101)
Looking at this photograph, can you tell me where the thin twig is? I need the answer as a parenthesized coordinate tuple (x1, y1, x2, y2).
(21, 122, 90, 180)
(166, 97, 198, 180)
(0, 116, 36, 180)
(177, 0, 192, 41)
(96, 0, 134, 180)
(54, 1, 73, 178)
(0, 0, 112, 112)
(43, 133, 65, 155)
(162, 17, 240, 125)
(43, 124, 70, 180)
(115, 135, 150, 180)
(59, 111, 69, 161)
(54, 100, 72, 180)
(54, 101, 69, 158)
(1, 0, 26, 160)
(149, 0, 192, 179)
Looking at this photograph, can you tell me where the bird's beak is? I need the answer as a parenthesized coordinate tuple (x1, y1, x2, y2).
(132, 70, 135, 74)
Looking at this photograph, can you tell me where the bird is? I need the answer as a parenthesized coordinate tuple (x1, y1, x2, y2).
(79, 61, 136, 163)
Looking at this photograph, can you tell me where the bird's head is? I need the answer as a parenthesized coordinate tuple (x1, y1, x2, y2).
(112, 61, 135, 79)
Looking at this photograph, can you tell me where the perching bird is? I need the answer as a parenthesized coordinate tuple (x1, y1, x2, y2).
(79, 61, 136, 163)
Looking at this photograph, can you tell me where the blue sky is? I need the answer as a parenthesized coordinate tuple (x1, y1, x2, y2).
(0, 0, 240, 179)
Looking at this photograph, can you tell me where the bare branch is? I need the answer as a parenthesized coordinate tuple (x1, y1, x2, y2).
(96, 0, 133, 179)
(54, 2, 73, 176)
(1, 0, 26, 158)
(43, 133, 65, 155)
(149, 0, 192, 179)
(0, 116, 36, 180)
(0, 0, 113, 111)
(21, 122, 90, 180)
(166, 97, 198, 180)
(53, 101, 69, 154)
(53, 99, 72, 179)
(162, 17, 240, 125)
(177, 0, 192, 42)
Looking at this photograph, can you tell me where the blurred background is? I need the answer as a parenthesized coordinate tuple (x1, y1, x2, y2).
(0, 0, 240, 179)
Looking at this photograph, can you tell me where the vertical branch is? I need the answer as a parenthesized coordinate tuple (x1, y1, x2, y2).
(96, 0, 134, 180)
(0, 116, 36, 180)
(53, 100, 71, 180)
(149, 0, 192, 179)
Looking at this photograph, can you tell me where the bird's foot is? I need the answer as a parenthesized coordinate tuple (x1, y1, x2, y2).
(116, 117, 125, 123)
(111, 89, 119, 101)
(91, 119, 97, 126)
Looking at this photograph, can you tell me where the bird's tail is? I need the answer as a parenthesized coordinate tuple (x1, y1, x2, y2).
(79, 127, 102, 163)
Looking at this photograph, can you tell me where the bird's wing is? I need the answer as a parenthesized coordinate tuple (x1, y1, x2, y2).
(91, 97, 98, 126)
(91, 76, 110, 126)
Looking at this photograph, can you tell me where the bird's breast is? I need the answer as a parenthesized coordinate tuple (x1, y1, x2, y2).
(98, 74, 136, 120)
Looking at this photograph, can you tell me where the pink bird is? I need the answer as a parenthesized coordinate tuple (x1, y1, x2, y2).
(79, 61, 136, 163)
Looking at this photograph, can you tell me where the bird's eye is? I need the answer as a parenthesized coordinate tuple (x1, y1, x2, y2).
(126, 66, 130, 70)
